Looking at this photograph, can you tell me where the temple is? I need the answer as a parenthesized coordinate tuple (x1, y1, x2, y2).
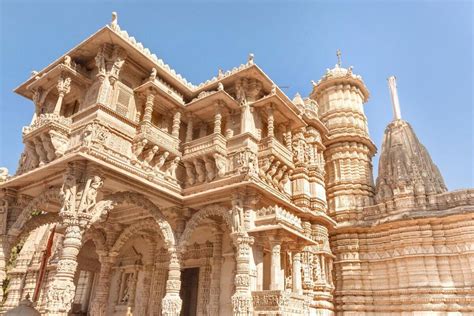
(0, 13, 472, 316)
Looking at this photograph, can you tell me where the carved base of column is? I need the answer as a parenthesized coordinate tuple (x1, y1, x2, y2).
(161, 293, 182, 316)
(232, 292, 253, 316)
(44, 280, 75, 316)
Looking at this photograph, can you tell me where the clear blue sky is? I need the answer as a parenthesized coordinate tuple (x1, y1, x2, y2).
(1, 0, 472, 190)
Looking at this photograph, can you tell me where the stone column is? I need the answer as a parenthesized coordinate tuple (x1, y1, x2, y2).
(161, 248, 182, 316)
(44, 212, 91, 315)
(171, 111, 181, 138)
(267, 105, 274, 138)
(269, 239, 282, 290)
(231, 232, 254, 316)
(53, 77, 72, 115)
(292, 252, 303, 294)
(214, 104, 222, 134)
(142, 91, 155, 124)
(208, 228, 223, 315)
(185, 114, 193, 142)
(0, 235, 11, 301)
(284, 124, 292, 152)
(90, 252, 117, 316)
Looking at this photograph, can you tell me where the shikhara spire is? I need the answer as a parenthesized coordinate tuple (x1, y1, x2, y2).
(388, 75, 402, 120)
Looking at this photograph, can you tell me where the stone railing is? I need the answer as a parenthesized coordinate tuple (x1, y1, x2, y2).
(137, 122, 180, 156)
(252, 290, 309, 316)
(182, 133, 227, 186)
(258, 136, 293, 167)
(255, 206, 303, 231)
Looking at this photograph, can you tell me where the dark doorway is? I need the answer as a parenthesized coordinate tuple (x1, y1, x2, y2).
(180, 267, 199, 316)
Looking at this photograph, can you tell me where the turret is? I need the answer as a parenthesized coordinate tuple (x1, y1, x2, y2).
(375, 76, 447, 206)
(310, 51, 376, 221)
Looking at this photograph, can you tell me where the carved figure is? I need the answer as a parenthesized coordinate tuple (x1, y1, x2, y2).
(203, 156, 216, 181)
(266, 161, 281, 184)
(258, 155, 274, 181)
(279, 169, 293, 193)
(143, 145, 159, 170)
(165, 157, 180, 179)
(63, 55, 71, 67)
(184, 162, 196, 186)
(154, 151, 170, 172)
(60, 170, 76, 213)
(217, 82, 224, 91)
(193, 159, 206, 183)
(272, 165, 287, 188)
(131, 139, 148, 164)
(84, 176, 103, 213)
(231, 198, 244, 232)
(149, 67, 157, 81)
(121, 274, 134, 303)
(213, 153, 227, 178)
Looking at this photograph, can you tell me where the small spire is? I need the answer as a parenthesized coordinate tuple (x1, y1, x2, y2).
(248, 53, 254, 65)
(110, 12, 118, 30)
(336, 49, 342, 67)
(388, 76, 402, 120)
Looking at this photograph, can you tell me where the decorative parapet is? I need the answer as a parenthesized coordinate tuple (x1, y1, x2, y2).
(137, 122, 180, 156)
(252, 290, 309, 316)
(255, 205, 303, 232)
(108, 17, 196, 90)
(22, 114, 72, 136)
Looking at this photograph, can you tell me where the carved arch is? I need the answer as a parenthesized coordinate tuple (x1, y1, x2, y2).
(177, 204, 234, 251)
(9, 213, 60, 249)
(8, 187, 61, 237)
(109, 219, 163, 255)
(83, 227, 108, 255)
(90, 191, 176, 248)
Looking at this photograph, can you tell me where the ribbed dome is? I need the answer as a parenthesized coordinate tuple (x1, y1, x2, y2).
(5, 297, 41, 316)
(375, 119, 447, 203)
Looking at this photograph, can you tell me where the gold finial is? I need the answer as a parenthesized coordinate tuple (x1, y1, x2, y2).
(336, 49, 342, 67)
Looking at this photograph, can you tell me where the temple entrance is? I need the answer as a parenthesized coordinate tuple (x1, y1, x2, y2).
(180, 267, 199, 316)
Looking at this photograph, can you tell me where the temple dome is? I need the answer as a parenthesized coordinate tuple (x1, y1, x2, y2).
(375, 119, 447, 203)
(311, 63, 370, 102)
(5, 297, 41, 316)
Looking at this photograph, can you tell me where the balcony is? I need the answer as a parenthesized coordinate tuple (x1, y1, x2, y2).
(19, 114, 72, 173)
(136, 122, 180, 156)
(181, 133, 227, 186)
(252, 290, 309, 315)
(258, 136, 293, 167)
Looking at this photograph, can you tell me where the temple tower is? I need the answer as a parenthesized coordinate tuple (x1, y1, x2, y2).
(375, 76, 447, 207)
(310, 51, 376, 221)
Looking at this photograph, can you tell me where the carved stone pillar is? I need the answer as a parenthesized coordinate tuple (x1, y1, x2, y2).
(270, 239, 282, 290)
(142, 90, 155, 124)
(53, 76, 72, 115)
(44, 212, 91, 315)
(161, 248, 182, 316)
(231, 232, 254, 316)
(0, 235, 10, 301)
(284, 125, 292, 152)
(172, 111, 181, 138)
(208, 228, 223, 315)
(185, 114, 193, 142)
(90, 252, 117, 316)
(214, 104, 222, 134)
(267, 105, 274, 138)
(44, 162, 103, 315)
(292, 252, 303, 294)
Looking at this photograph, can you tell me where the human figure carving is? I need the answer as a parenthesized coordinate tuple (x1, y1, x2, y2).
(84, 175, 103, 213)
(165, 157, 180, 179)
(131, 139, 148, 164)
(258, 155, 274, 181)
(154, 151, 169, 172)
(193, 159, 206, 183)
(143, 145, 159, 170)
(60, 171, 76, 213)
(184, 162, 196, 186)
(266, 161, 280, 184)
(149, 68, 157, 81)
(272, 165, 287, 188)
(213, 153, 227, 178)
(203, 156, 216, 181)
